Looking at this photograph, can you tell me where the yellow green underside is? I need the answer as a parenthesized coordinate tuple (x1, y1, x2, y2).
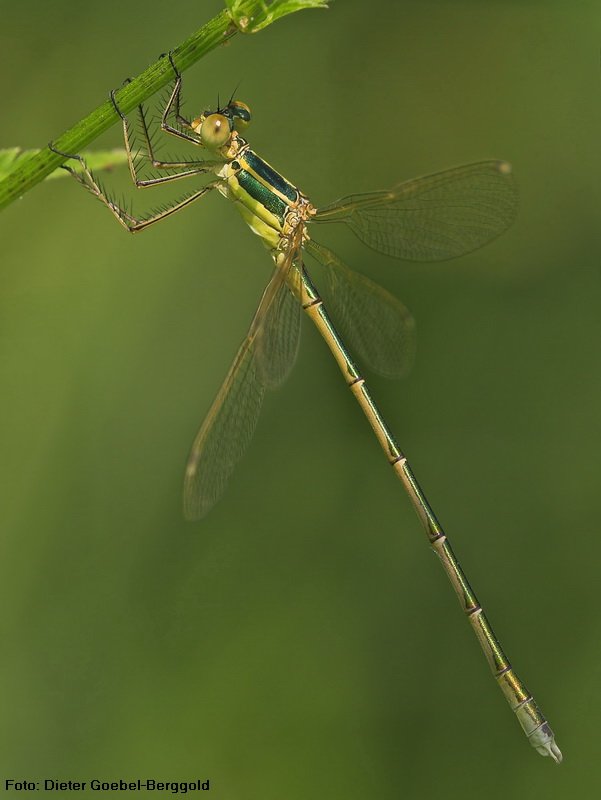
(226, 187, 282, 250)
(216, 148, 298, 252)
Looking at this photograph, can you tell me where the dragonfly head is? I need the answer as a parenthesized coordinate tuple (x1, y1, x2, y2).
(191, 101, 252, 155)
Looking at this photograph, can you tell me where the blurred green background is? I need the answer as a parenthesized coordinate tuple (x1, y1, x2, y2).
(2, 0, 600, 796)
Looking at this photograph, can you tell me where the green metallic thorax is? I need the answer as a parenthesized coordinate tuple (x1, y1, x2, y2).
(216, 138, 312, 252)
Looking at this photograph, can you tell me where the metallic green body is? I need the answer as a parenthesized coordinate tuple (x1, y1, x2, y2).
(216, 141, 303, 251)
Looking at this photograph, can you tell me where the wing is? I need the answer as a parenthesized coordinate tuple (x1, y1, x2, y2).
(313, 160, 518, 261)
(305, 239, 416, 378)
(254, 269, 301, 389)
(183, 250, 301, 521)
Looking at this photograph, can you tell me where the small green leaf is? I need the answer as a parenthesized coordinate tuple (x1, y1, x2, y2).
(226, 0, 328, 34)
(58, 149, 129, 177)
(0, 148, 36, 181)
(0, 147, 128, 183)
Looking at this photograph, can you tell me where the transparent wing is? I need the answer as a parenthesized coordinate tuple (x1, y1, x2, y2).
(305, 239, 416, 378)
(183, 251, 301, 521)
(255, 270, 301, 388)
(313, 160, 518, 261)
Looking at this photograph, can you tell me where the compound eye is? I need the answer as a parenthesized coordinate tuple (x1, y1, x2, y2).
(200, 113, 231, 148)
(230, 101, 251, 132)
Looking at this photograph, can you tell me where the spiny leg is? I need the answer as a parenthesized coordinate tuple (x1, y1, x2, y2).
(110, 82, 222, 189)
(49, 141, 219, 233)
(158, 52, 206, 147)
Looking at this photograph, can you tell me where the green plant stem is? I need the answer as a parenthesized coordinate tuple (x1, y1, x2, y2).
(0, 0, 326, 214)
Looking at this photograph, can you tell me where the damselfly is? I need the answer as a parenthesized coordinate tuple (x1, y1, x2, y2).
(50, 53, 561, 762)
